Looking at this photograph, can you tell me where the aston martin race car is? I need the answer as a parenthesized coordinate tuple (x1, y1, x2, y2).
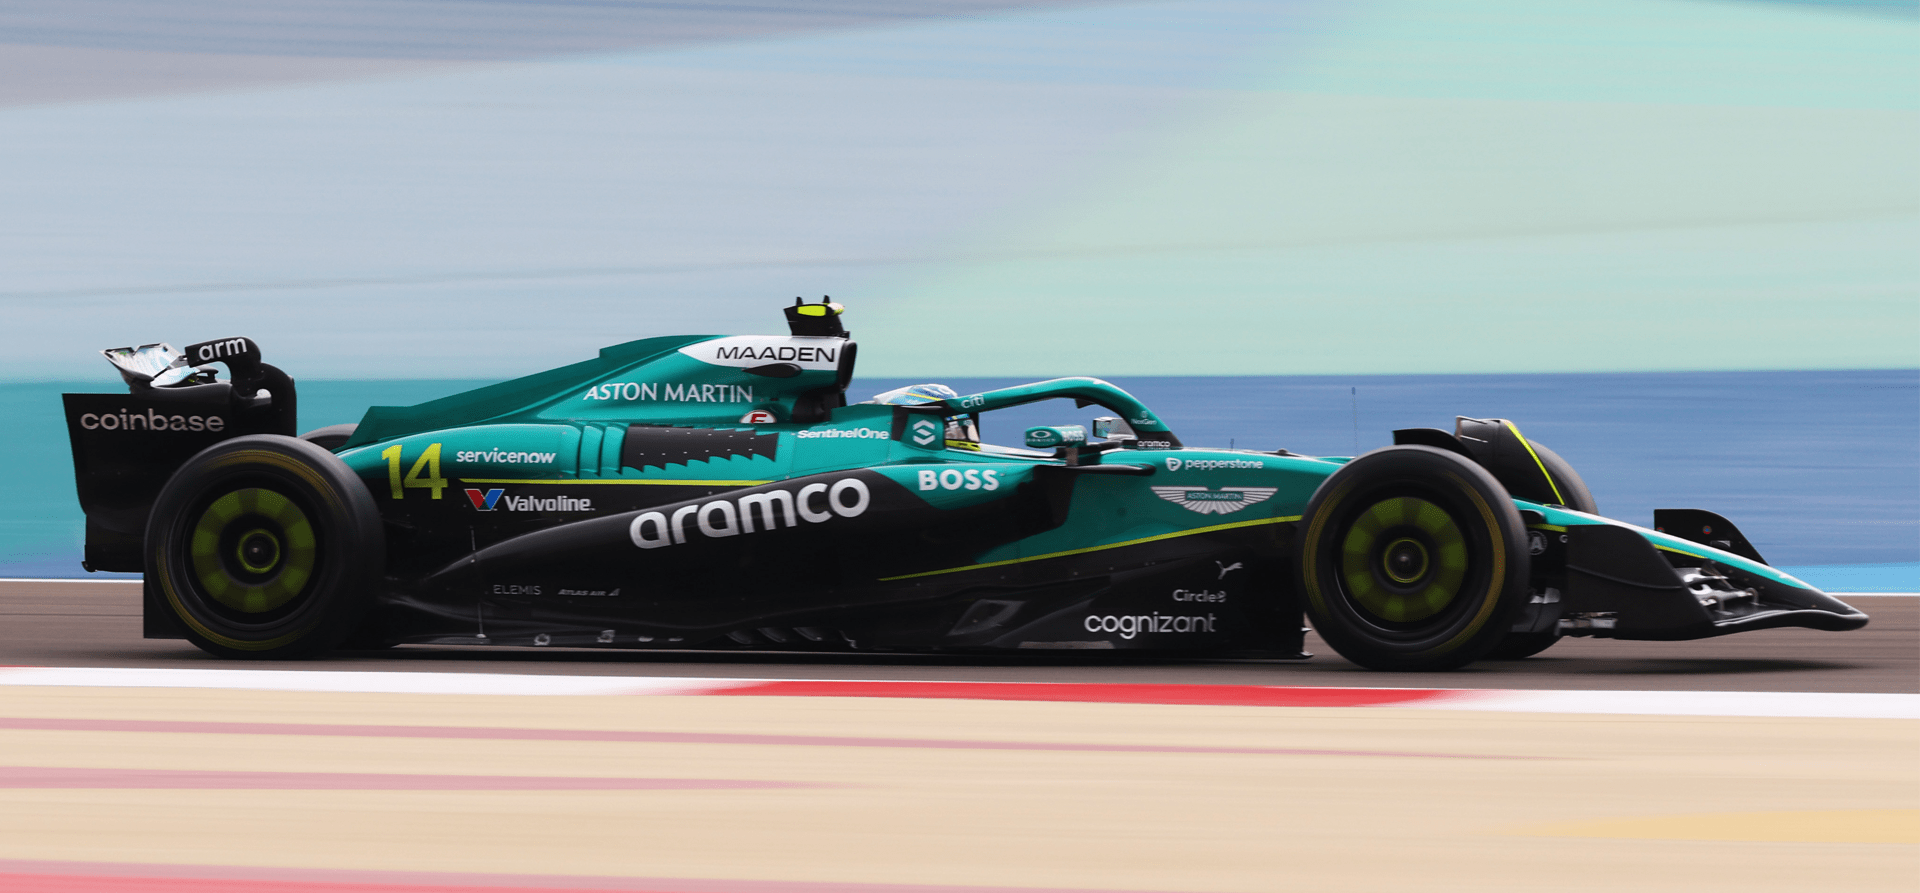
(63, 300, 1869, 669)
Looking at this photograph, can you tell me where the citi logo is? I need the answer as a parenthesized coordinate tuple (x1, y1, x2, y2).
(629, 477, 870, 549)
(465, 489, 593, 512)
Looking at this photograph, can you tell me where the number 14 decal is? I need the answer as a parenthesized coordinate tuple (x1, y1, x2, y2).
(381, 442, 447, 499)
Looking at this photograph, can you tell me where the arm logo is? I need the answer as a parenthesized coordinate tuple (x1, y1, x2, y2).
(1149, 486, 1278, 515)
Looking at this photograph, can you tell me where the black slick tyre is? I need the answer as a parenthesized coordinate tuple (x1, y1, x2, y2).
(145, 434, 383, 659)
(1295, 446, 1530, 671)
(297, 424, 358, 451)
(1482, 436, 1594, 660)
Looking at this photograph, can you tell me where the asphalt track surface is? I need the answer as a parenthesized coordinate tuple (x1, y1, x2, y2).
(2, 580, 1914, 892)
(3, 581, 1912, 693)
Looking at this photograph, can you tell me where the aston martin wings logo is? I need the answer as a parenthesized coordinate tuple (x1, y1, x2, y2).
(1149, 486, 1279, 515)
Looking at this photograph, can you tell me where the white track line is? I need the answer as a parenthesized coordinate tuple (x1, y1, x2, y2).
(1425, 688, 1919, 720)
(0, 667, 1913, 719)
(0, 667, 723, 697)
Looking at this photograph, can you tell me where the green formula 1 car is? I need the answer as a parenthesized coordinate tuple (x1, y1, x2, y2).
(63, 300, 1868, 669)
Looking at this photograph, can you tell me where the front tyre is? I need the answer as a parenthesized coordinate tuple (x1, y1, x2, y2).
(146, 435, 383, 659)
(1296, 446, 1529, 671)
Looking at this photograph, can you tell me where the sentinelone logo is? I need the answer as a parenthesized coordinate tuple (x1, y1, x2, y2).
(796, 428, 888, 439)
(79, 408, 226, 432)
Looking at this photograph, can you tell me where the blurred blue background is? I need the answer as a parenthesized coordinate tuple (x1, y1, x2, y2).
(2, 0, 1913, 586)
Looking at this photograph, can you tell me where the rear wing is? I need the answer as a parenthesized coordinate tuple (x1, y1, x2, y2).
(64, 337, 297, 572)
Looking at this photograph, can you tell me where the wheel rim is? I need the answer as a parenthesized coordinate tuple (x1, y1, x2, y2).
(1339, 496, 1469, 624)
(187, 487, 317, 616)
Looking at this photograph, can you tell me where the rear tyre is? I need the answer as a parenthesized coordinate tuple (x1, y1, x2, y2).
(146, 435, 383, 659)
(1295, 446, 1530, 671)
(298, 424, 358, 451)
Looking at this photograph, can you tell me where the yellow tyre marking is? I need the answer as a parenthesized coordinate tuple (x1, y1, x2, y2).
(1503, 420, 1567, 507)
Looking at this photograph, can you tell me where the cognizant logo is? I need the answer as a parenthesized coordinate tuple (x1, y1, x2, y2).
(79, 409, 226, 432)
(1084, 613, 1218, 639)
(629, 477, 870, 549)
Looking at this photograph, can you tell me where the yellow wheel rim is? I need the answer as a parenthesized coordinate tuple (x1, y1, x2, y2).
(1338, 496, 1468, 623)
(188, 487, 317, 614)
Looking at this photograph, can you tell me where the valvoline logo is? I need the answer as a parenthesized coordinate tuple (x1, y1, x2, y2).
(465, 488, 595, 513)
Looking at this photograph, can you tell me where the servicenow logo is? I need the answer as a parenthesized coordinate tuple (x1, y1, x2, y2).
(456, 448, 557, 465)
(79, 408, 226, 433)
(629, 477, 870, 549)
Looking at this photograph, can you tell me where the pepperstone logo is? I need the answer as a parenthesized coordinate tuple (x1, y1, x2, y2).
(1149, 486, 1278, 515)
(1165, 457, 1261, 471)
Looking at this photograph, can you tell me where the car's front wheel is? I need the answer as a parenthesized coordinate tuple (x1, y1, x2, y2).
(1295, 446, 1530, 671)
(146, 435, 383, 658)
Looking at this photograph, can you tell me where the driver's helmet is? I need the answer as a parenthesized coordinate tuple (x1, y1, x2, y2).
(862, 383, 980, 450)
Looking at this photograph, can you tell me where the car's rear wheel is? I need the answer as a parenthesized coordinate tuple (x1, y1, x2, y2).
(1295, 446, 1530, 671)
(146, 435, 383, 658)
(298, 423, 357, 451)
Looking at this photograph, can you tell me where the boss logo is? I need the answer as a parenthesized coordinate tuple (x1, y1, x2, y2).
(917, 468, 1001, 491)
